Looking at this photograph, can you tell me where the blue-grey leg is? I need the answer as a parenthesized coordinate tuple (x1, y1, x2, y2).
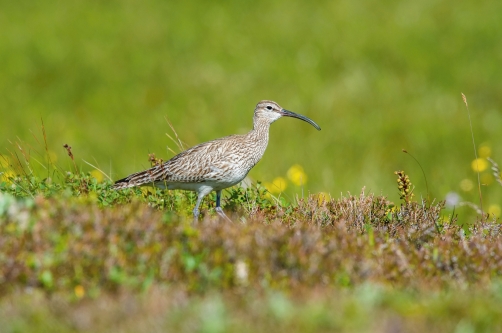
(215, 190, 232, 222)
(193, 187, 213, 222)
(192, 195, 204, 221)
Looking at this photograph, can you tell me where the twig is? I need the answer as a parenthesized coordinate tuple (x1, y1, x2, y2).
(63, 144, 79, 174)
(82, 159, 112, 181)
(402, 149, 429, 203)
(41, 118, 52, 178)
(462, 93, 483, 217)
(164, 116, 185, 153)
(487, 157, 502, 187)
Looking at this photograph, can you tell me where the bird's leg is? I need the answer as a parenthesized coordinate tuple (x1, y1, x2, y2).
(192, 192, 205, 223)
(193, 187, 215, 222)
(215, 190, 232, 222)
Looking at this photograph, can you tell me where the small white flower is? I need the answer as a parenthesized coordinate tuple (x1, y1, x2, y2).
(445, 192, 461, 208)
(235, 260, 248, 284)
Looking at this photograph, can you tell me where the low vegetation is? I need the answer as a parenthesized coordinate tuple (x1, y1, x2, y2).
(1, 170, 502, 331)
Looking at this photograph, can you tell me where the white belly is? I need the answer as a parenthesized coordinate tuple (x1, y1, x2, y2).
(154, 177, 245, 193)
(152, 159, 252, 193)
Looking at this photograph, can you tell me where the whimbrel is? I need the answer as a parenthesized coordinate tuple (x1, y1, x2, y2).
(113, 100, 321, 221)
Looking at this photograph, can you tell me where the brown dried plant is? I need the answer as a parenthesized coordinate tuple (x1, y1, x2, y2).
(394, 170, 414, 204)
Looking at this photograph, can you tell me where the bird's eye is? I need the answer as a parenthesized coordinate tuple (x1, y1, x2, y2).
(266, 105, 273, 110)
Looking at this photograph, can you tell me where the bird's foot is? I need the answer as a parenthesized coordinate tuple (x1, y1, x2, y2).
(215, 207, 232, 222)
(192, 209, 200, 224)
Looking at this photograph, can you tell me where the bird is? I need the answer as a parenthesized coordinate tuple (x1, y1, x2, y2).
(113, 100, 321, 221)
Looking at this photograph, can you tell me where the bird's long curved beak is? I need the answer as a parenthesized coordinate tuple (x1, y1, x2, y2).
(280, 109, 321, 131)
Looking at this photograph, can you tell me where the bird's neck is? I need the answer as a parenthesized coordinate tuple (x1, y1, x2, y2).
(250, 116, 270, 141)
(243, 116, 271, 163)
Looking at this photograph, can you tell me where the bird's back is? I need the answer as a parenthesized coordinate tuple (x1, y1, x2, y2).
(113, 132, 266, 190)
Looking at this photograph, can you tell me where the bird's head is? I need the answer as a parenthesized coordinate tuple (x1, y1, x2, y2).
(254, 100, 321, 130)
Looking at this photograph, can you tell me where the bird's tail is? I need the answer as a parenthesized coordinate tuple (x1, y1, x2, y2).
(113, 167, 159, 190)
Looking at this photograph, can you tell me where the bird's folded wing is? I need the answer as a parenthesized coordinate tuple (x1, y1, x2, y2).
(160, 141, 233, 182)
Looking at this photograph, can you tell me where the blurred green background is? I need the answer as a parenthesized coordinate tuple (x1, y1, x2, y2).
(1, 0, 502, 216)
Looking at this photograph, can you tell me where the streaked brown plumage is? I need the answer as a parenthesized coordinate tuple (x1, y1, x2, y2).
(113, 100, 321, 221)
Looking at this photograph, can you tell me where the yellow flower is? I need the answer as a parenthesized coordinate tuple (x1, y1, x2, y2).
(488, 204, 501, 218)
(90, 170, 104, 182)
(264, 177, 288, 194)
(460, 179, 474, 192)
(287, 164, 307, 186)
(316, 192, 331, 205)
(471, 158, 488, 172)
(0, 170, 15, 184)
(263, 191, 273, 201)
(74, 285, 85, 298)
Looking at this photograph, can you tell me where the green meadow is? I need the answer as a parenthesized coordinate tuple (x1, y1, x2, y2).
(2, 0, 502, 331)
(2, 0, 502, 213)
